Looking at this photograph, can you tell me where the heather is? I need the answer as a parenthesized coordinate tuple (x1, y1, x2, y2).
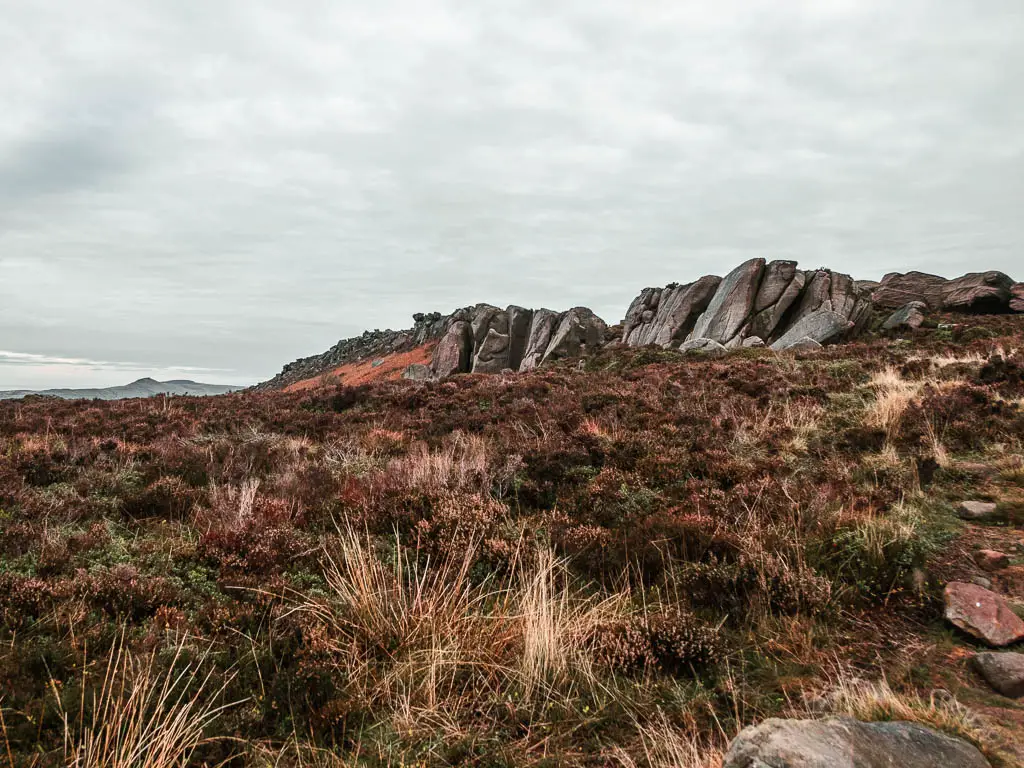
(2, 316, 1023, 766)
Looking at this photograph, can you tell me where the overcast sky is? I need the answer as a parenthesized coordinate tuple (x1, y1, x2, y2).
(1, 0, 1022, 389)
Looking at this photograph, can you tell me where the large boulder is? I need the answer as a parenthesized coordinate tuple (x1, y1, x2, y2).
(882, 301, 928, 331)
(505, 305, 534, 372)
(746, 269, 806, 341)
(972, 652, 1024, 698)
(941, 271, 1014, 313)
(754, 260, 799, 312)
(770, 309, 852, 351)
(519, 309, 561, 372)
(543, 308, 607, 364)
(432, 320, 473, 377)
(722, 716, 990, 768)
(944, 582, 1024, 647)
(872, 271, 949, 310)
(621, 277, 722, 348)
(621, 287, 662, 346)
(688, 258, 766, 345)
(1011, 283, 1024, 313)
(791, 270, 834, 322)
(470, 306, 510, 374)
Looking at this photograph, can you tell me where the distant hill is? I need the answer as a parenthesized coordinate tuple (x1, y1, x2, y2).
(0, 377, 241, 401)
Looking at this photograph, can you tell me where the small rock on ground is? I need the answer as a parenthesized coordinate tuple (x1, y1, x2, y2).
(975, 550, 1011, 572)
(944, 582, 1024, 647)
(959, 501, 999, 521)
(973, 652, 1024, 699)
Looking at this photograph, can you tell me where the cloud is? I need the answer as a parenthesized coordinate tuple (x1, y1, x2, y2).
(0, 0, 1022, 389)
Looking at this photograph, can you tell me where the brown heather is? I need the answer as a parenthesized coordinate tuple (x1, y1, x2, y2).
(0, 313, 1023, 765)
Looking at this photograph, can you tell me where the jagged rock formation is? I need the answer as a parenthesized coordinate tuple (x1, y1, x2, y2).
(622, 259, 872, 351)
(429, 304, 607, 378)
(259, 261, 1021, 390)
(873, 270, 1017, 313)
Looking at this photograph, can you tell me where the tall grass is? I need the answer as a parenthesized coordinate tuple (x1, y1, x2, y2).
(296, 529, 631, 721)
(53, 638, 238, 768)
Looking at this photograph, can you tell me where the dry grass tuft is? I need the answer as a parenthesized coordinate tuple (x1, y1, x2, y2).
(54, 637, 237, 768)
(817, 673, 989, 751)
(615, 710, 724, 768)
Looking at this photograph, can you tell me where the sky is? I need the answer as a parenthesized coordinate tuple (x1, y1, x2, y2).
(1, 0, 1022, 390)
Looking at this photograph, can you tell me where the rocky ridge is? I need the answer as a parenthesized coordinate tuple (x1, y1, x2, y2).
(621, 258, 875, 352)
(259, 261, 1020, 388)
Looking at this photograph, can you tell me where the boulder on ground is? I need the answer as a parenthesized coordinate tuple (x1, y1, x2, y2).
(941, 271, 1014, 313)
(680, 338, 728, 358)
(722, 716, 990, 768)
(944, 581, 1024, 647)
(770, 309, 851, 351)
(882, 301, 928, 331)
(742, 336, 765, 348)
(958, 501, 999, 521)
(975, 550, 1010, 572)
(402, 364, 433, 382)
(972, 652, 1024, 698)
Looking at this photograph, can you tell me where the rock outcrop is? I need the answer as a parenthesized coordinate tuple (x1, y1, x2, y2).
(622, 259, 872, 351)
(873, 270, 1017, 313)
(621, 276, 721, 347)
(723, 716, 990, 768)
(942, 271, 1015, 312)
(428, 304, 607, 379)
(1010, 283, 1024, 313)
(872, 271, 949, 310)
(260, 261, 1020, 390)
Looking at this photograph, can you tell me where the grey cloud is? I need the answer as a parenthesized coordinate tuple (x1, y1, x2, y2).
(0, 0, 1022, 389)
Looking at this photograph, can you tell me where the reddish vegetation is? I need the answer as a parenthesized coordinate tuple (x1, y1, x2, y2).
(0, 315, 1023, 765)
(283, 342, 435, 391)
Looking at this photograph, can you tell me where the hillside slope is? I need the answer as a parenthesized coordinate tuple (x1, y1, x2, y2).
(1, 312, 1023, 765)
